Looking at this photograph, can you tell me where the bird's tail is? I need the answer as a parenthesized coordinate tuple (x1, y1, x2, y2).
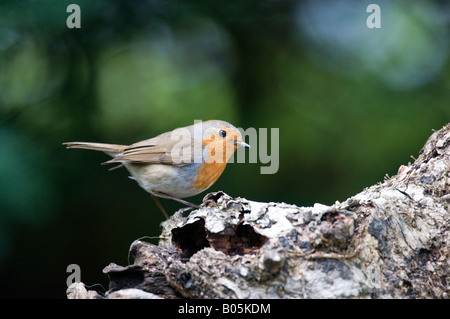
(63, 142, 125, 157)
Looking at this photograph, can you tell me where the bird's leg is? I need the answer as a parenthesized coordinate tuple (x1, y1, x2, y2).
(151, 194, 169, 220)
(153, 191, 199, 208)
(177, 206, 197, 218)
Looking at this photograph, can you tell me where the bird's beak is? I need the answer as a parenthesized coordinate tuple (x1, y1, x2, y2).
(234, 140, 251, 148)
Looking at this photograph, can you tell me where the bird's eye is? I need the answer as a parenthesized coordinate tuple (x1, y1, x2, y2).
(219, 129, 227, 138)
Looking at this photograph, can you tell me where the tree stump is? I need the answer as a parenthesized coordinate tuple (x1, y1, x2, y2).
(67, 123, 450, 299)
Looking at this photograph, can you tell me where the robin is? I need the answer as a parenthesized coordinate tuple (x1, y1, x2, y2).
(63, 120, 250, 219)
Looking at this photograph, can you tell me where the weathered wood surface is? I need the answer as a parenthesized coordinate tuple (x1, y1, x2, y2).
(68, 123, 450, 299)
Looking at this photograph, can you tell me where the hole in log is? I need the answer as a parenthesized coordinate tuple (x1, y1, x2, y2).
(228, 223, 268, 255)
(171, 219, 210, 257)
(171, 218, 268, 258)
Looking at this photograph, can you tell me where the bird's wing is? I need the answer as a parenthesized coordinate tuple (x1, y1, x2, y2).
(103, 129, 204, 166)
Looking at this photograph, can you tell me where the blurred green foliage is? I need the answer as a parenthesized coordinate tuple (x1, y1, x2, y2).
(0, 0, 448, 297)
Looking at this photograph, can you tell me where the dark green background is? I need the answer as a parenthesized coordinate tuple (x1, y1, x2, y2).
(0, 0, 448, 298)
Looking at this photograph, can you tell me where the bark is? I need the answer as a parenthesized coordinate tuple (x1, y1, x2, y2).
(68, 123, 450, 299)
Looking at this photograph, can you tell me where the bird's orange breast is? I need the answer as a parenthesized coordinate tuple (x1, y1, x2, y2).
(194, 161, 227, 191)
(194, 133, 239, 191)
